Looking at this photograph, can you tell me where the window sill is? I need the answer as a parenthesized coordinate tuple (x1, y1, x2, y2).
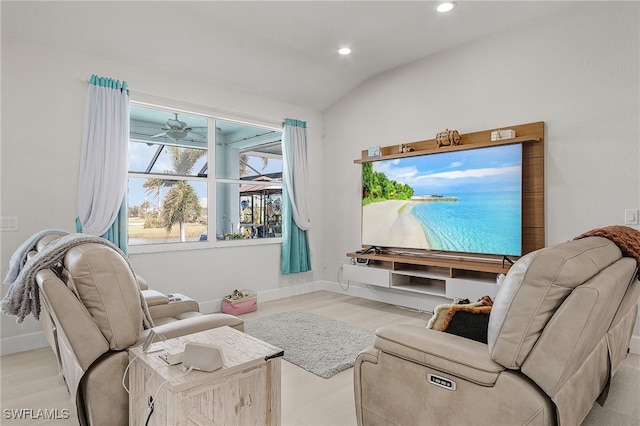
(214, 237, 282, 248)
(128, 237, 282, 254)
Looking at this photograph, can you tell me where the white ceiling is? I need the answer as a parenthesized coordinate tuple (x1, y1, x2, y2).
(1, 1, 574, 111)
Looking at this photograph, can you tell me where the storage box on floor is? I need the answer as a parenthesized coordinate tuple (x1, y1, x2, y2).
(222, 289, 257, 314)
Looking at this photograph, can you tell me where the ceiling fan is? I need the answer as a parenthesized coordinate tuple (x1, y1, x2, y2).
(152, 113, 205, 141)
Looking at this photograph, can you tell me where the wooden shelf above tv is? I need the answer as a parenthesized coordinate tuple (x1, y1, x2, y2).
(350, 121, 545, 279)
(354, 135, 541, 164)
(355, 121, 544, 164)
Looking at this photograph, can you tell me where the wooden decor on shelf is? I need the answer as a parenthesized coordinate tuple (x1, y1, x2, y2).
(435, 128, 461, 148)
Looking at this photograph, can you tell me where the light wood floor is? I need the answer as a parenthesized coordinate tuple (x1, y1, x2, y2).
(1, 290, 638, 425)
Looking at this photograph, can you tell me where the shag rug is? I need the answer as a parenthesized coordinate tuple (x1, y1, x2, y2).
(244, 311, 374, 379)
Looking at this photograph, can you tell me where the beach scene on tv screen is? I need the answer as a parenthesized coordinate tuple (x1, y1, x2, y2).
(362, 144, 522, 256)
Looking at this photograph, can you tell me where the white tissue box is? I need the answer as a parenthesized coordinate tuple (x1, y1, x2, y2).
(491, 129, 516, 141)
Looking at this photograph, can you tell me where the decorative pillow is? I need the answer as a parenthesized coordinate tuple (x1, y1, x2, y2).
(427, 296, 493, 344)
(442, 305, 492, 343)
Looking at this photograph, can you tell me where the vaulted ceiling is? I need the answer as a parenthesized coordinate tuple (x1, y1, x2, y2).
(1, 1, 573, 111)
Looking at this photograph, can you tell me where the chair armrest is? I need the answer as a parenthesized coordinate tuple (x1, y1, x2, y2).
(136, 274, 149, 290)
(141, 289, 170, 306)
(374, 324, 504, 386)
(137, 313, 244, 345)
(146, 293, 201, 320)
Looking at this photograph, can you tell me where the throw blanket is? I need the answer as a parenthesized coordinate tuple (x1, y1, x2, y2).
(2, 232, 154, 328)
(3, 229, 68, 285)
(575, 225, 640, 266)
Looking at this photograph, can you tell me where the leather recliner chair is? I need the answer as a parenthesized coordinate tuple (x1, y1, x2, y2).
(354, 236, 639, 426)
(36, 241, 244, 426)
(31, 234, 201, 378)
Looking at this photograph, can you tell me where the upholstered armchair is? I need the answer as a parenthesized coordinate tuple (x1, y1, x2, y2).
(36, 241, 244, 426)
(354, 236, 639, 426)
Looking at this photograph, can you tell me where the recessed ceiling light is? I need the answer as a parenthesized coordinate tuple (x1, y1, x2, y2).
(338, 47, 352, 55)
(436, 2, 456, 13)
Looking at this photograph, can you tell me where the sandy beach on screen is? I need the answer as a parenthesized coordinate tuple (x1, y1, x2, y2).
(362, 200, 429, 249)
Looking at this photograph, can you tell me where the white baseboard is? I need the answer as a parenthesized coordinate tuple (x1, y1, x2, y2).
(3, 281, 639, 356)
(0, 283, 320, 356)
(199, 282, 319, 314)
(319, 280, 640, 355)
(630, 335, 640, 355)
(0, 330, 48, 356)
(198, 298, 223, 314)
(199, 279, 446, 316)
(317, 279, 447, 313)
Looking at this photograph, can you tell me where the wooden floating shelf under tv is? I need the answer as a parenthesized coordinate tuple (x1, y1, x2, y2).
(346, 251, 512, 275)
(344, 251, 509, 302)
(351, 121, 545, 280)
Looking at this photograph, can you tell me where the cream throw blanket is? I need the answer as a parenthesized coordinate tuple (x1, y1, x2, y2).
(2, 232, 154, 328)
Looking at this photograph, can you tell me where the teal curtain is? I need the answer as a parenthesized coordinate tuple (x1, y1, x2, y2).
(281, 181, 311, 274)
(281, 118, 311, 274)
(76, 198, 127, 254)
(76, 74, 129, 253)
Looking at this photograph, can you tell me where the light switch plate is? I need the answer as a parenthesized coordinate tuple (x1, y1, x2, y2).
(625, 209, 639, 225)
(0, 216, 18, 231)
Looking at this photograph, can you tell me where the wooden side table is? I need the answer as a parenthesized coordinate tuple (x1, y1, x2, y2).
(128, 326, 283, 426)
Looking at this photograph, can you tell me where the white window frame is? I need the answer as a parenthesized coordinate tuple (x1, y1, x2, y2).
(128, 100, 283, 254)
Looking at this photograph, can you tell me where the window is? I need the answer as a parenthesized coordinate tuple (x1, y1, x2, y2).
(128, 104, 282, 246)
(214, 118, 283, 241)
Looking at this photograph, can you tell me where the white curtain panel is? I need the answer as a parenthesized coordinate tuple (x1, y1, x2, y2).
(282, 119, 311, 231)
(76, 75, 129, 236)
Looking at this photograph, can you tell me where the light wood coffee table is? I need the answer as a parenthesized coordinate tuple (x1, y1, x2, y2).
(128, 326, 283, 426)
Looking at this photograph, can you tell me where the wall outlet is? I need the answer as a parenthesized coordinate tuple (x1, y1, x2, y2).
(625, 209, 639, 225)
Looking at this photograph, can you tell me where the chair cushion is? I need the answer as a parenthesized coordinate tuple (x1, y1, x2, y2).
(64, 243, 143, 351)
(152, 311, 203, 326)
(487, 237, 622, 368)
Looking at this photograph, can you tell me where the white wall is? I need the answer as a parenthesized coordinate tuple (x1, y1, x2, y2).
(2, 1, 638, 354)
(0, 36, 323, 353)
(321, 2, 639, 326)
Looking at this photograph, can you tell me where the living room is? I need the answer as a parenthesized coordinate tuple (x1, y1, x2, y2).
(1, 1, 639, 425)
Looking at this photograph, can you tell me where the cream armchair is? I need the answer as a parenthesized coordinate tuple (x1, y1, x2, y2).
(354, 236, 639, 426)
(36, 241, 244, 426)
(31, 234, 231, 381)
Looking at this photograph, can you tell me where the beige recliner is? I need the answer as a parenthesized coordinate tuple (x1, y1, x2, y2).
(354, 236, 639, 426)
(36, 241, 244, 426)
(32, 234, 230, 382)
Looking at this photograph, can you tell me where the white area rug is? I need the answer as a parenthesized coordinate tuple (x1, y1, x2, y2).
(244, 311, 374, 379)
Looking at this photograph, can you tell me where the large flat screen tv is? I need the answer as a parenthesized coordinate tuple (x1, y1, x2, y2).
(362, 143, 522, 256)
